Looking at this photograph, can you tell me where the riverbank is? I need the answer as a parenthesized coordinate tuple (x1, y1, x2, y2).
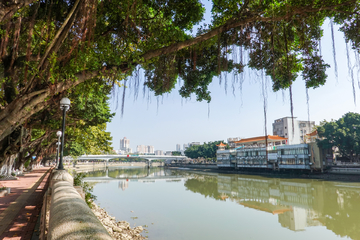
(91, 203, 146, 240)
(167, 165, 360, 182)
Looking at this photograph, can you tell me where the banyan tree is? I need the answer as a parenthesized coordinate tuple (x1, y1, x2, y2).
(1, 0, 360, 172)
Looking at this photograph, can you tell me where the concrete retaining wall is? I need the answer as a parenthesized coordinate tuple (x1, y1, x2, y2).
(46, 170, 112, 240)
(169, 164, 218, 169)
(328, 167, 360, 174)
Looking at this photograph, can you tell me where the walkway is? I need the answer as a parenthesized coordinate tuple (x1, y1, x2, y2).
(0, 167, 52, 240)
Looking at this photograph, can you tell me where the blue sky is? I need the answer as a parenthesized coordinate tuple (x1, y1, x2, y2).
(106, 3, 360, 152)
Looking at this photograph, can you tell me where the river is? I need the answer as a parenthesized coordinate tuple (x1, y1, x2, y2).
(81, 166, 360, 240)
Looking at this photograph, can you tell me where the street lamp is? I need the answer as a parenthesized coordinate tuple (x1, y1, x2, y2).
(58, 97, 71, 170)
(55, 131, 62, 167)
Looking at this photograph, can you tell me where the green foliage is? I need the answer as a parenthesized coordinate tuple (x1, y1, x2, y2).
(317, 112, 360, 160)
(184, 141, 227, 160)
(24, 160, 31, 169)
(184, 175, 223, 200)
(171, 151, 181, 156)
(3, 0, 360, 167)
(73, 172, 97, 208)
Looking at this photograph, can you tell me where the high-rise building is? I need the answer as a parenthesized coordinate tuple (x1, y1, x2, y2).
(272, 117, 315, 145)
(137, 145, 146, 153)
(155, 150, 163, 155)
(120, 137, 131, 152)
(183, 143, 188, 151)
(147, 145, 154, 154)
(137, 145, 155, 154)
(176, 144, 181, 151)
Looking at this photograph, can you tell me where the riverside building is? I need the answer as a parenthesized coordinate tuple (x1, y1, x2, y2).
(217, 134, 331, 172)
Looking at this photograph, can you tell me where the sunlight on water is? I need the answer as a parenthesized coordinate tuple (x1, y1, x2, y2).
(82, 167, 359, 240)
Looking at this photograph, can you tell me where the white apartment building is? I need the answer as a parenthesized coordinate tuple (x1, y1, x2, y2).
(136, 145, 155, 154)
(272, 117, 315, 145)
(147, 145, 154, 154)
(183, 143, 188, 151)
(298, 120, 315, 143)
(176, 144, 181, 151)
(154, 150, 163, 155)
(120, 137, 131, 153)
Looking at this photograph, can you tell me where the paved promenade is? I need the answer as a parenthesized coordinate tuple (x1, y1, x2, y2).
(0, 167, 52, 240)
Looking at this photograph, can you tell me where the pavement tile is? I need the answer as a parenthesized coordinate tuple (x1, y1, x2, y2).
(0, 167, 52, 239)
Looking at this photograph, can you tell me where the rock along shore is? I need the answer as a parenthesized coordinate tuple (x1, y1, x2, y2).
(91, 203, 146, 240)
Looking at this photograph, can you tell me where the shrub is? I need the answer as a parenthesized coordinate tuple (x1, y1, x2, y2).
(73, 172, 97, 208)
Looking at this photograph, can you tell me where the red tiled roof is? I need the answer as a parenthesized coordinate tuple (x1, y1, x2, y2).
(234, 135, 287, 144)
(306, 130, 318, 137)
(216, 142, 227, 147)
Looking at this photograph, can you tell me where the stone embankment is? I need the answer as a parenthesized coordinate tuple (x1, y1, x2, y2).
(91, 203, 145, 240)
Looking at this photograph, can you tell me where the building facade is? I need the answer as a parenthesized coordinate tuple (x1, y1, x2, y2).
(120, 137, 131, 153)
(272, 117, 315, 145)
(154, 150, 163, 155)
(176, 144, 181, 152)
(136, 145, 155, 154)
(147, 145, 154, 154)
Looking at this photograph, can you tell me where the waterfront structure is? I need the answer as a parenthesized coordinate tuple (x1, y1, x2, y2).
(227, 137, 241, 148)
(217, 135, 331, 172)
(272, 117, 315, 144)
(176, 144, 181, 151)
(120, 137, 131, 152)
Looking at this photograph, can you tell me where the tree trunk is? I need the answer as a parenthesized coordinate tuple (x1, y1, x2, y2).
(0, 71, 96, 143)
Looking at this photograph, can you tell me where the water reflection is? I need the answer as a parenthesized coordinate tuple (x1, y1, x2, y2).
(83, 167, 175, 179)
(83, 167, 360, 239)
(183, 173, 360, 239)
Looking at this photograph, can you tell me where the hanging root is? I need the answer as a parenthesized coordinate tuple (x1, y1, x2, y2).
(330, 19, 338, 81)
(346, 42, 356, 104)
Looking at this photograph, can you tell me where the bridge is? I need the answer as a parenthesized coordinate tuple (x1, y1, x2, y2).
(75, 154, 188, 167)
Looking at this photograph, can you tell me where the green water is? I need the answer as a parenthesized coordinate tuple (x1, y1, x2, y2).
(83, 167, 360, 240)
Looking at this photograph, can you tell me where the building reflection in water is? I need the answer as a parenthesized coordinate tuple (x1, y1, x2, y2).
(118, 180, 129, 191)
(185, 173, 360, 239)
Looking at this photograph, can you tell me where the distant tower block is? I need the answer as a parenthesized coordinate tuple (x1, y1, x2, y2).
(120, 137, 130, 151)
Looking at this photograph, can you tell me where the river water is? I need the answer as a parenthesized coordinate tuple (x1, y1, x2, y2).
(82, 166, 360, 240)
